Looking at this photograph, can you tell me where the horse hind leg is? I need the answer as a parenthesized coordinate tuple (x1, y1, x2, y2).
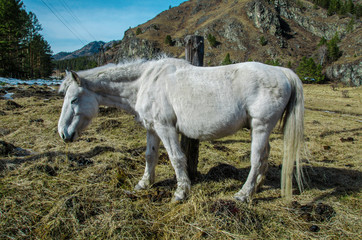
(135, 131, 160, 190)
(256, 142, 270, 192)
(235, 119, 272, 202)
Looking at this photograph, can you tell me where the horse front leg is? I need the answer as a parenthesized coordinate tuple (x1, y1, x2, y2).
(135, 130, 160, 190)
(235, 120, 271, 202)
(154, 125, 190, 202)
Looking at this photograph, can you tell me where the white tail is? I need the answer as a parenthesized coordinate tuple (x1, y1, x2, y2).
(280, 69, 305, 200)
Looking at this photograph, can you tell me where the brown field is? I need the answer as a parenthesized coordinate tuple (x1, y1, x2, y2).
(0, 83, 361, 239)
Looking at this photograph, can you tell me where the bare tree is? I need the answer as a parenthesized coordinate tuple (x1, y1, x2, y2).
(318, 45, 327, 66)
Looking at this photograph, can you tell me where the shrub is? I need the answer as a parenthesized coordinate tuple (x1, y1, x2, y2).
(341, 90, 350, 98)
(327, 0, 342, 16)
(259, 36, 267, 46)
(296, 57, 325, 83)
(330, 82, 338, 91)
(318, 37, 327, 46)
(265, 59, 281, 66)
(346, 17, 355, 33)
(222, 53, 232, 65)
(165, 35, 173, 46)
(296, 0, 306, 10)
(356, 4, 362, 18)
(318, 33, 342, 63)
(207, 34, 218, 48)
(136, 28, 142, 35)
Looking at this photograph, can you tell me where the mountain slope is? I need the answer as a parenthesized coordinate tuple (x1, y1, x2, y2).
(106, 0, 361, 85)
(53, 41, 106, 61)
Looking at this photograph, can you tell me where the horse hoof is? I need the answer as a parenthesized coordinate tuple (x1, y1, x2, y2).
(171, 196, 185, 203)
(234, 194, 250, 203)
(134, 183, 146, 191)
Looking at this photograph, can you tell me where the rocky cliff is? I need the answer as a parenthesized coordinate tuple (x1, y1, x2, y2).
(106, 0, 361, 86)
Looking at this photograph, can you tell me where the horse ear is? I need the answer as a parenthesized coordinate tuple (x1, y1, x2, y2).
(70, 70, 82, 86)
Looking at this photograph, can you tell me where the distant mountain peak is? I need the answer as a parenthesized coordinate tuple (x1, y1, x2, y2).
(53, 41, 106, 61)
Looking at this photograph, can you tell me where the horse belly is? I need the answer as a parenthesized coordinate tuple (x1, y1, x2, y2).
(175, 104, 248, 140)
(167, 74, 249, 140)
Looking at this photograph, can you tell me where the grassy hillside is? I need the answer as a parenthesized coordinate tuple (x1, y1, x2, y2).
(111, 0, 360, 67)
(0, 83, 361, 239)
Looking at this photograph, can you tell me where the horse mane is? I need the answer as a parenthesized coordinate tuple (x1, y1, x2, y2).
(58, 72, 74, 94)
(79, 60, 146, 82)
(59, 56, 190, 94)
(59, 60, 146, 94)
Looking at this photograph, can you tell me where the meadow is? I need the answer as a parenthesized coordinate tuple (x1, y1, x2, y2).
(0, 83, 361, 239)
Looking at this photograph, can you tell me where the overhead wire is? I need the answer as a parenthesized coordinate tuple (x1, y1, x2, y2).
(59, 0, 98, 42)
(40, 0, 87, 46)
(57, 0, 105, 65)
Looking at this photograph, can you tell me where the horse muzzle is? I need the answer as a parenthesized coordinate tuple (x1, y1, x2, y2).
(60, 131, 76, 143)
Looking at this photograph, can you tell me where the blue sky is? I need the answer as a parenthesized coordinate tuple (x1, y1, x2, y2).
(22, 0, 187, 54)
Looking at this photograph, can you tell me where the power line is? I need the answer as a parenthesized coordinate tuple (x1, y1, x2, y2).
(60, 0, 98, 42)
(40, 0, 86, 46)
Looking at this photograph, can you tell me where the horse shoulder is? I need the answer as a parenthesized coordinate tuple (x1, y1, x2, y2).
(135, 64, 178, 129)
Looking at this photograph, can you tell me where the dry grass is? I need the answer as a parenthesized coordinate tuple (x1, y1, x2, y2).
(0, 84, 361, 239)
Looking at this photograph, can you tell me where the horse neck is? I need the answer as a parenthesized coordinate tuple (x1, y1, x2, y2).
(84, 64, 145, 114)
(98, 81, 139, 113)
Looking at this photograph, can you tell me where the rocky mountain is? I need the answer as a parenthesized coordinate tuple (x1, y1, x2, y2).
(79, 0, 362, 85)
(52, 52, 70, 61)
(53, 41, 107, 61)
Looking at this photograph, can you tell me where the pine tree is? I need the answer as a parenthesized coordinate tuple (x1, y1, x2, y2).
(207, 34, 217, 48)
(296, 57, 325, 83)
(54, 56, 97, 72)
(327, 33, 341, 62)
(222, 53, 232, 65)
(0, 0, 53, 78)
(0, 0, 27, 77)
(313, 0, 359, 17)
(345, 0, 355, 14)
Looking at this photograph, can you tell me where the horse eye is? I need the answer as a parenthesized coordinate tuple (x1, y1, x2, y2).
(71, 98, 78, 104)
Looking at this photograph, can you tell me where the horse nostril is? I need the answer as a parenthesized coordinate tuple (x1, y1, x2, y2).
(60, 131, 76, 143)
(61, 132, 72, 143)
(70, 132, 76, 142)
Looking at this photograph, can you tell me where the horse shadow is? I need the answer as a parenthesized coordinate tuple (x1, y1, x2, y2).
(154, 161, 362, 202)
(0, 145, 117, 173)
(2, 144, 360, 204)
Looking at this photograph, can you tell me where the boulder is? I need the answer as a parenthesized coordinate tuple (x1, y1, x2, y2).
(326, 61, 362, 86)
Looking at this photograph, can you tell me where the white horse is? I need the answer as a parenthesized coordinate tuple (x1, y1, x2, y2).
(58, 57, 304, 202)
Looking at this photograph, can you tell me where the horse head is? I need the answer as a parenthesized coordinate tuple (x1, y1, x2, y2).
(58, 71, 99, 142)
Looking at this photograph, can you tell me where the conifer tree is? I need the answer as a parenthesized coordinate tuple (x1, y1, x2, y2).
(296, 57, 324, 83)
(222, 53, 232, 65)
(0, 0, 27, 77)
(0, 0, 53, 78)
